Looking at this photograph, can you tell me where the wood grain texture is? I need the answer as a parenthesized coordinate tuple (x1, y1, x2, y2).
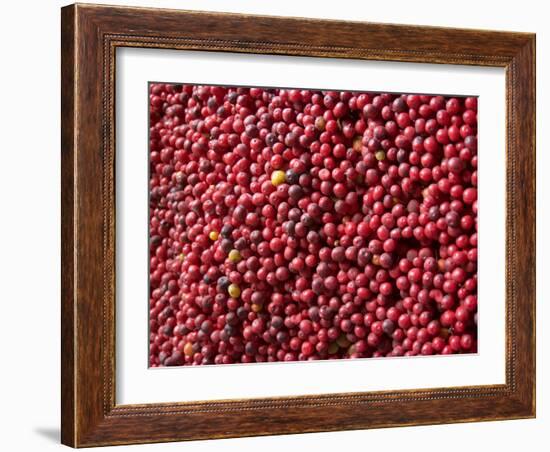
(60, 5, 76, 447)
(61, 3, 536, 447)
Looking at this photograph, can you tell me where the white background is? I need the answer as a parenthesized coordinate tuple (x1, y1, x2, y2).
(0, 0, 545, 451)
(117, 49, 506, 403)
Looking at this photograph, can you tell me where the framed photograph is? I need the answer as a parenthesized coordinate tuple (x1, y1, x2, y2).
(61, 3, 536, 447)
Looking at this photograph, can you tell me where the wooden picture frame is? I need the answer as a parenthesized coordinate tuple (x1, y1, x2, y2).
(61, 3, 536, 447)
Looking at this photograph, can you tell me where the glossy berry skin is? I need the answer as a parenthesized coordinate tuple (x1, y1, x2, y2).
(271, 170, 287, 186)
(228, 284, 241, 298)
(149, 84, 478, 367)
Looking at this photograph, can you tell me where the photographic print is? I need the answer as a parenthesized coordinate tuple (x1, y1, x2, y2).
(62, 4, 535, 445)
(148, 84, 478, 367)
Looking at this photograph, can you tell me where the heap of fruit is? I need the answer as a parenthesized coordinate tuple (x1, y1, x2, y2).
(148, 83, 478, 366)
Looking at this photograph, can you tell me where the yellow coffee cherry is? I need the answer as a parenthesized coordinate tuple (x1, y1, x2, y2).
(209, 230, 219, 241)
(328, 342, 339, 354)
(315, 116, 326, 131)
(353, 135, 363, 152)
(228, 283, 241, 298)
(271, 170, 286, 186)
(183, 342, 194, 357)
(228, 249, 242, 263)
(375, 150, 386, 161)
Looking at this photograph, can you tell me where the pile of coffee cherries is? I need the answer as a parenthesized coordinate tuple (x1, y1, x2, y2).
(149, 83, 478, 367)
